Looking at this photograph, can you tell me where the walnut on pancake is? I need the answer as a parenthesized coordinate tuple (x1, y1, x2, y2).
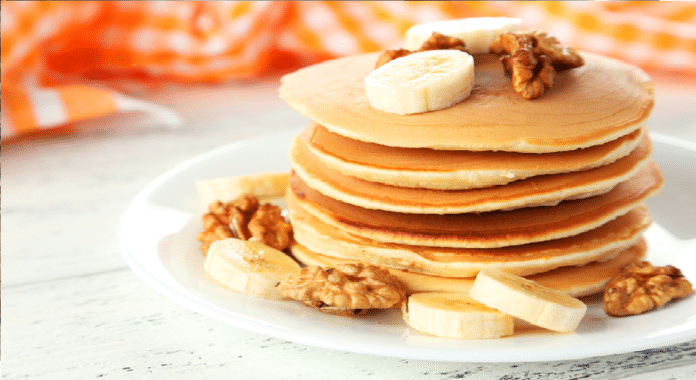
(375, 32, 468, 68)
(278, 263, 407, 316)
(197, 194, 292, 255)
(500, 49, 555, 100)
(375, 28, 582, 100)
(375, 48, 413, 69)
(603, 261, 694, 317)
(489, 30, 584, 99)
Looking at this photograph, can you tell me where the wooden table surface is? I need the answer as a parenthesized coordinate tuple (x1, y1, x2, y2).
(4, 76, 696, 380)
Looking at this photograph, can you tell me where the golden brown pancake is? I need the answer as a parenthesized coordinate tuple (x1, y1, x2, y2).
(289, 195, 651, 277)
(288, 163, 664, 248)
(304, 124, 645, 189)
(290, 130, 653, 213)
(280, 52, 654, 152)
(290, 238, 647, 297)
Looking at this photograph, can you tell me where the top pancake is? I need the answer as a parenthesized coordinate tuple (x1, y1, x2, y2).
(280, 52, 654, 153)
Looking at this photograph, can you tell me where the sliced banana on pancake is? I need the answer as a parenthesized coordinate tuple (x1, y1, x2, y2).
(406, 17, 521, 54)
(470, 269, 587, 332)
(204, 238, 301, 300)
(364, 50, 474, 115)
(404, 293, 514, 339)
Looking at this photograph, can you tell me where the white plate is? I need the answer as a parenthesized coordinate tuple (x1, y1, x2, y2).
(120, 129, 696, 362)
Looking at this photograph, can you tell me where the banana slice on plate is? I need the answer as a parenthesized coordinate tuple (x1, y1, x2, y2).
(204, 238, 301, 300)
(364, 49, 474, 115)
(470, 269, 587, 332)
(406, 17, 521, 54)
(196, 172, 289, 206)
(404, 292, 514, 339)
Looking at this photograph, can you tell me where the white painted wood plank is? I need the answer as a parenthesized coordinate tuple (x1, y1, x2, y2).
(623, 363, 696, 380)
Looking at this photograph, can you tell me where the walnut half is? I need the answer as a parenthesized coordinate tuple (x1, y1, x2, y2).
(501, 48, 554, 100)
(490, 30, 583, 99)
(278, 263, 407, 316)
(196, 194, 292, 255)
(603, 261, 694, 317)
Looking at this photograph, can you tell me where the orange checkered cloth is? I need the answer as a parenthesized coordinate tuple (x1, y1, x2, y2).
(2, 1, 695, 141)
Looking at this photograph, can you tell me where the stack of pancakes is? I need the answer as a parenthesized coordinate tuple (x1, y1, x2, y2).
(279, 52, 663, 297)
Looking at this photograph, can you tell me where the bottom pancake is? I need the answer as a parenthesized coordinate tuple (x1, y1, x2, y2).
(290, 238, 647, 298)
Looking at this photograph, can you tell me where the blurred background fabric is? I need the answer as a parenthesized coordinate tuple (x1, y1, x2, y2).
(2, 1, 695, 142)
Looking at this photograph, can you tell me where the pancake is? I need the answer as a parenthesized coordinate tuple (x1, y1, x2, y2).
(290, 238, 647, 297)
(290, 130, 653, 214)
(279, 52, 654, 152)
(289, 195, 651, 277)
(305, 124, 645, 189)
(288, 162, 664, 248)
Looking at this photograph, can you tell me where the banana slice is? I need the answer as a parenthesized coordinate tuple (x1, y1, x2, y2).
(404, 292, 514, 339)
(364, 50, 474, 115)
(196, 172, 289, 206)
(405, 17, 521, 54)
(204, 238, 301, 300)
(470, 269, 587, 332)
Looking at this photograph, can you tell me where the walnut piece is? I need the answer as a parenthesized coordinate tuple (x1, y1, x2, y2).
(247, 203, 293, 252)
(419, 32, 468, 53)
(490, 30, 583, 70)
(603, 261, 694, 317)
(376, 48, 412, 69)
(375, 32, 468, 68)
(278, 263, 407, 316)
(490, 30, 583, 99)
(197, 202, 236, 255)
(501, 48, 554, 100)
(527, 31, 584, 70)
(196, 194, 292, 255)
